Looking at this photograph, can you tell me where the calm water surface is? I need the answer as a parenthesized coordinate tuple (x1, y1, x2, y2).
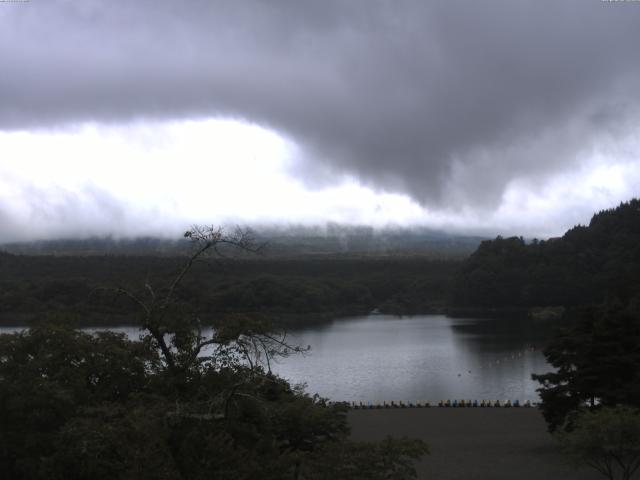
(272, 314, 551, 403)
(0, 314, 552, 403)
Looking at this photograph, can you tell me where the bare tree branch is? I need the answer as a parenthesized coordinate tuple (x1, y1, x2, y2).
(95, 225, 302, 377)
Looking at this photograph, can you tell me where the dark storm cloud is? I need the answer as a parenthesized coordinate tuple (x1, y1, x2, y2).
(2, 0, 640, 208)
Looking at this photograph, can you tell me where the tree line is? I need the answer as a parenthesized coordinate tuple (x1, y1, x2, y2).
(0, 253, 457, 326)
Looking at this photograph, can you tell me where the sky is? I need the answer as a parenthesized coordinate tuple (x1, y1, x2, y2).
(1, 0, 640, 242)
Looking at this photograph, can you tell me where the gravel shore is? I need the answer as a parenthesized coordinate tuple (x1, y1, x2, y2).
(349, 408, 601, 480)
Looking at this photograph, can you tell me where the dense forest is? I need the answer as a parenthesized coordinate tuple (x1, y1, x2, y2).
(3, 199, 640, 326)
(0, 224, 479, 327)
(0, 253, 457, 327)
(451, 199, 640, 314)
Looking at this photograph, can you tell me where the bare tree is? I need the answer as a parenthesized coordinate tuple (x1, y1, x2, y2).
(105, 225, 306, 375)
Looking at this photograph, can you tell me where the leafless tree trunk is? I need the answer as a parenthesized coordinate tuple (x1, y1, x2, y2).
(104, 225, 306, 374)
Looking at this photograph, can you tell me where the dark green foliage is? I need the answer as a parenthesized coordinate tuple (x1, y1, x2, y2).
(0, 323, 158, 479)
(0, 254, 458, 326)
(0, 322, 427, 479)
(555, 406, 640, 480)
(533, 298, 640, 432)
(207, 274, 375, 315)
(452, 199, 640, 310)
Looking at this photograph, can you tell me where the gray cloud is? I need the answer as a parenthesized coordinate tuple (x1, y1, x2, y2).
(2, 0, 640, 211)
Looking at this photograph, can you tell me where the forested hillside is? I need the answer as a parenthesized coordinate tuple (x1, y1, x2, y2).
(452, 199, 640, 311)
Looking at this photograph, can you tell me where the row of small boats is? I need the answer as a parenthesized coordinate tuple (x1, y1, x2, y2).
(347, 399, 536, 409)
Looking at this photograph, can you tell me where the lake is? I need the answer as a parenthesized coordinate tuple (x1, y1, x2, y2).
(0, 314, 552, 403)
(273, 314, 551, 403)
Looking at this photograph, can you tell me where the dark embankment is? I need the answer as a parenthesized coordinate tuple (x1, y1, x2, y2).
(349, 408, 600, 480)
